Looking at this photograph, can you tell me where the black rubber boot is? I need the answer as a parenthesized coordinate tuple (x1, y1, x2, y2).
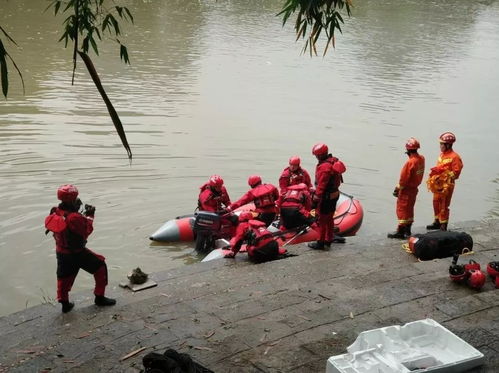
(308, 241, 326, 250)
(94, 295, 116, 307)
(426, 220, 440, 230)
(60, 301, 74, 313)
(440, 223, 448, 231)
(387, 226, 406, 239)
(331, 236, 346, 244)
(405, 224, 412, 237)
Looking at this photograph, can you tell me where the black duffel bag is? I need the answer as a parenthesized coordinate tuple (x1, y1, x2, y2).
(142, 348, 214, 373)
(408, 231, 473, 261)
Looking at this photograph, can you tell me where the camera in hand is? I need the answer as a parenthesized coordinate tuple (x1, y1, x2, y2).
(84, 204, 96, 216)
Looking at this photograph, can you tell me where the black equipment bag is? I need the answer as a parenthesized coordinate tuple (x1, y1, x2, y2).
(410, 231, 473, 261)
(142, 348, 214, 373)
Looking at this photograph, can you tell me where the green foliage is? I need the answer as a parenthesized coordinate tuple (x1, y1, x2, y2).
(48, 0, 134, 63)
(46, 0, 134, 158)
(0, 26, 25, 98)
(279, 0, 352, 56)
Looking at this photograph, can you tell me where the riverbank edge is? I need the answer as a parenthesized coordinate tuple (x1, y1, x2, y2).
(0, 219, 498, 372)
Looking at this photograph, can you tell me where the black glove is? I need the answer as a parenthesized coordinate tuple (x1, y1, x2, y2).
(392, 188, 399, 197)
(84, 204, 96, 217)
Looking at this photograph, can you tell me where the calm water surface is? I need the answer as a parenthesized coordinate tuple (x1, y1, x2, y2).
(1, 0, 498, 316)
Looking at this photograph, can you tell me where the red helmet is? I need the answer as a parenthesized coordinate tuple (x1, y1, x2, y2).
(289, 156, 300, 166)
(439, 132, 456, 144)
(208, 175, 224, 188)
(57, 184, 79, 202)
(467, 270, 486, 290)
(312, 143, 328, 156)
(238, 212, 253, 222)
(449, 264, 466, 283)
(248, 175, 262, 187)
(405, 137, 420, 150)
(486, 261, 499, 278)
(464, 260, 481, 272)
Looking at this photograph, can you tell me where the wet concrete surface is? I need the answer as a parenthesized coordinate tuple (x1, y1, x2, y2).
(0, 220, 498, 372)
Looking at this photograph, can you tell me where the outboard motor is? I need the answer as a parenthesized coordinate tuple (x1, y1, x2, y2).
(193, 211, 222, 253)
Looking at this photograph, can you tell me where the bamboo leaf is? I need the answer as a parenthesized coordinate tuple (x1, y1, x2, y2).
(6, 52, 25, 95)
(120, 44, 130, 64)
(55, 1, 61, 15)
(82, 36, 89, 53)
(124, 7, 134, 23)
(0, 40, 8, 97)
(90, 36, 99, 55)
(116, 6, 123, 18)
(102, 14, 111, 32)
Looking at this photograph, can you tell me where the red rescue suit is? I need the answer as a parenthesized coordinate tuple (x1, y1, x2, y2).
(280, 184, 314, 229)
(396, 153, 425, 226)
(45, 206, 108, 303)
(279, 166, 313, 196)
(314, 155, 346, 243)
(230, 183, 279, 226)
(229, 220, 279, 263)
(198, 183, 231, 213)
(432, 149, 463, 224)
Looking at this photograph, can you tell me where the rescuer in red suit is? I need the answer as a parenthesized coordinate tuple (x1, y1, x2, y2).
(278, 156, 313, 197)
(198, 175, 231, 213)
(279, 183, 315, 230)
(387, 137, 425, 239)
(224, 212, 283, 263)
(44, 184, 116, 313)
(228, 175, 279, 226)
(308, 143, 346, 250)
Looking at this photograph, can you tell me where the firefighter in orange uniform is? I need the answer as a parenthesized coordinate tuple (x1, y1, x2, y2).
(426, 132, 463, 231)
(387, 138, 425, 239)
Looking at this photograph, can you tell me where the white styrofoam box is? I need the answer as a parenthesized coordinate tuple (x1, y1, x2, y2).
(326, 318, 484, 373)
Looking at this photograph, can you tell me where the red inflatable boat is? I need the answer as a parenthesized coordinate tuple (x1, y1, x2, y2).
(149, 191, 363, 244)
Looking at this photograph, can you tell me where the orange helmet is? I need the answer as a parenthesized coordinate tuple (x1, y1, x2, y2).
(405, 137, 420, 150)
(208, 175, 224, 188)
(439, 132, 456, 144)
(289, 156, 300, 166)
(312, 143, 328, 156)
(57, 184, 79, 202)
(248, 175, 262, 187)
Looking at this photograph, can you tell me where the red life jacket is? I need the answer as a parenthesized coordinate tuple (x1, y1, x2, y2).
(320, 156, 344, 193)
(198, 183, 229, 212)
(282, 185, 306, 206)
(246, 220, 273, 254)
(45, 207, 87, 251)
(283, 168, 307, 186)
(252, 184, 277, 209)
